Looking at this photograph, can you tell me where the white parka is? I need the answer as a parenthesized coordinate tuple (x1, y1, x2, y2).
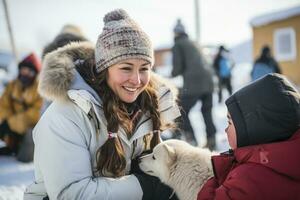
(24, 42, 180, 200)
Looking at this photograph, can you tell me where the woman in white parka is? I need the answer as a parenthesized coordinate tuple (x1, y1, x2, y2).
(24, 9, 180, 200)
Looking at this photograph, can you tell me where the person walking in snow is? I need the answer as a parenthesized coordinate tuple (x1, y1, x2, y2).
(24, 9, 180, 200)
(171, 19, 216, 149)
(197, 73, 300, 200)
(213, 45, 234, 103)
(251, 45, 281, 81)
(0, 53, 42, 162)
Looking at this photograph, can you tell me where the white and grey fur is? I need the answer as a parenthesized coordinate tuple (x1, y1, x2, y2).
(38, 41, 95, 102)
(139, 139, 214, 200)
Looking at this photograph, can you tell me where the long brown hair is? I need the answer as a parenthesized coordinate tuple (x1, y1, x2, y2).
(76, 58, 162, 177)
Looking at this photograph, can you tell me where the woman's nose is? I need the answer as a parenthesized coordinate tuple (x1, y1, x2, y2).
(129, 72, 141, 84)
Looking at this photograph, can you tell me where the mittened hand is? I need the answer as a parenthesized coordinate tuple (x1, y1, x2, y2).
(130, 150, 152, 175)
(130, 156, 144, 174)
(134, 173, 159, 200)
(153, 181, 179, 200)
(134, 173, 179, 200)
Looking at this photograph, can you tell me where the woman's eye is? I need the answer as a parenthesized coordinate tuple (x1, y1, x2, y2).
(140, 67, 149, 72)
(152, 155, 156, 160)
(121, 67, 131, 71)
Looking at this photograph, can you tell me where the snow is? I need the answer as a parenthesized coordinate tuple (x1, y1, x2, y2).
(0, 63, 252, 200)
(0, 156, 34, 200)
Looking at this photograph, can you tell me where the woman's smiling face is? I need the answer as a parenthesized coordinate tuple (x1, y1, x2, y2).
(106, 58, 151, 103)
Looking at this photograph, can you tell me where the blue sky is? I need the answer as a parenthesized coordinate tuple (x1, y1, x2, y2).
(1, 0, 300, 56)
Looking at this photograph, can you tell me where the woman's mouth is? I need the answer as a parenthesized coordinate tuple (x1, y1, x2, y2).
(123, 86, 138, 92)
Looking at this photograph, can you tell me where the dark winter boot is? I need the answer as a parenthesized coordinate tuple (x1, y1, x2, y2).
(17, 129, 34, 162)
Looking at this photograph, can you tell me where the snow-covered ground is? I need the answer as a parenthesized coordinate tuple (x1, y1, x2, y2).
(0, 63, 252, 200)
(0, 155, 34, 200)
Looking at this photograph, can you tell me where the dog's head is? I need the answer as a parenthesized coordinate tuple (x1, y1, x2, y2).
(139, 140, 179, 183)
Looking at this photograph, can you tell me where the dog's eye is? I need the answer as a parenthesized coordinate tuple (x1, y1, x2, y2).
(152, 155, 156, 160)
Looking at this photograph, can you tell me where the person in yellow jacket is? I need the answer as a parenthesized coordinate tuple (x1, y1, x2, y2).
(0, 53, 42, 162)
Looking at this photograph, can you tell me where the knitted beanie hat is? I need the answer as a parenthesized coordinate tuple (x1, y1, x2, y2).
(225, 73, 300, 147)
(173, 19, 186, 34)
(95, 9, 154, 73)
(18, 52, 41, 73)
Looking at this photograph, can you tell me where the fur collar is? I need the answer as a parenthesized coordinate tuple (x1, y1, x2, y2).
(38, 41, 94, 101)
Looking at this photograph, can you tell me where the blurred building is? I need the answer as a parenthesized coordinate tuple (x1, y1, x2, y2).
(153, 47, 172, 69)
(251, 5, 300, 84)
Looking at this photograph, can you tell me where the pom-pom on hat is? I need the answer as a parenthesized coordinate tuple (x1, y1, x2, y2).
(95, 9, 154, 73)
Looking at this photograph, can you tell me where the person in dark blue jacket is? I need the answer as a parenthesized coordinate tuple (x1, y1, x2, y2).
(251, 45, 281, 81)
(213, 45, 234, 103)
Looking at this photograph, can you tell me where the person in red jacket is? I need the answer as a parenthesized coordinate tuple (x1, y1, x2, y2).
(198, 73, 300, 200)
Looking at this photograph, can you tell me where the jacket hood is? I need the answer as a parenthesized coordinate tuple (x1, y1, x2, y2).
(38, 41, 97, 102)
(19, 52, 41, 73)
(225, 73, 300, 147)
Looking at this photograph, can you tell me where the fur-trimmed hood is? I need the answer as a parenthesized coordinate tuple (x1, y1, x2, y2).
(39, 41, 98, 102)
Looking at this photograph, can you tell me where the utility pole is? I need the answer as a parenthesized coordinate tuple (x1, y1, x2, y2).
(194, 0, 200, 44)
(3, 0, 18, 61)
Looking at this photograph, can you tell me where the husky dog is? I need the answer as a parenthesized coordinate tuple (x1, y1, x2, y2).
(139, 139, 214, 200)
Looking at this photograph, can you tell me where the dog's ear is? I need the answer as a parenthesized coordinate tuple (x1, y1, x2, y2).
(162, 144, 176, 164)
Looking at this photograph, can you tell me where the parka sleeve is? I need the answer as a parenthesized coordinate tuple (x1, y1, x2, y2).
(197, 167, 260, 200)
(171, 44, 185, 77)
(0, 82, 14, 122)
(158, 88, 181, 124)
(34, 104, 143, 200)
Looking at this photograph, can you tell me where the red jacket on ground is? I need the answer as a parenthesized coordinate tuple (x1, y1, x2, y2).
(198, 129, 300, 200)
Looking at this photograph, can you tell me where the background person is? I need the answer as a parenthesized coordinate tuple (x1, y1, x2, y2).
(42, 24, 87, 58)
(24, 9, 180, 200)
(251, 45, 281, 81)
(213, 45, 234, 103)
(0, 53, 42, 162)
(171, 19, 216, 149)
(198, 73, 300, 200)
